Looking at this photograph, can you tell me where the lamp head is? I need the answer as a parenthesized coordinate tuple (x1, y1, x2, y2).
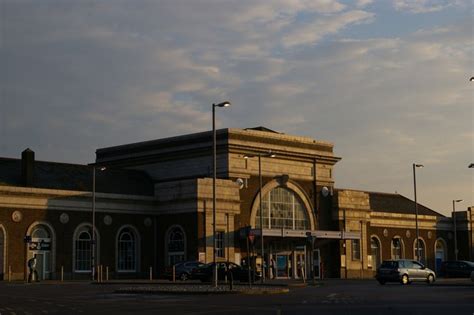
(454, 199, 463, 203)
(414, 164, 424, 168)
(469, 163, 474, 168)
(215, 101, 231, 108)
(470, 77, 474, 82)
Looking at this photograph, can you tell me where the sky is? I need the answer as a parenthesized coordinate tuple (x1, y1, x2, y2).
(1, 0, 472, 216)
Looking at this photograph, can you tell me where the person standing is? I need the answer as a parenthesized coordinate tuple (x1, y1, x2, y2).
(28, 254, 39, 283)
(270, 257, 276, 279)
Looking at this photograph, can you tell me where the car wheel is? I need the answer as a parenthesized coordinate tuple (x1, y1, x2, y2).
(401, 274, 409, 285)
(180, 273, 188, 281)
(426, 274, 435, 284)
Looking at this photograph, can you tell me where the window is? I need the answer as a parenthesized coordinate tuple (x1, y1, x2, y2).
(412, 261, 423, 269)
(352, 239, 360, 260)
(117, 228, 137, 272)
(167, 226, 185, 266)
(75, 231, 92, 272)
(256, 187, 309, 230)
(216, 231, 225, 258)
(391, 237, 404, 259)
(414, 238, 426, 264)
(370, 237, 381, 268)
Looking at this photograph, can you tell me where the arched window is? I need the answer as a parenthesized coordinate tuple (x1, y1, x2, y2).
(435, 238, 447, 273)
(371, 237, 381, 268)
(76, 231, 92, 272)
(32, 226, 49, 239)
(256, 187, 309, 230)
(414, 238, 426, 264)
(117, 227, 137, 272)
(391, 237, 404, 259)
(73, 224, 99, 273)
(167, 226, 185, 266)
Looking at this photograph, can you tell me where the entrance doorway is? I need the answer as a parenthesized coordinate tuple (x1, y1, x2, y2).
(28, 225, 53, 280)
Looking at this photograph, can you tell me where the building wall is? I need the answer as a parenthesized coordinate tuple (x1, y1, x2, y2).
(0, 186, 156, 280)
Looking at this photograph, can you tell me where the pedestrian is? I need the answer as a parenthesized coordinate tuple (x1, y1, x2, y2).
(28, 254, 39, 283)
(270, 257, 276, 279)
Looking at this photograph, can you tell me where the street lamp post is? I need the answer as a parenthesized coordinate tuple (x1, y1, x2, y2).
(212, 101, 231, 288)
(244, 151, 275, 283)
(413, 163, 424, 261)
(92, 166, 106, 281)
(452, 199, 463, 260)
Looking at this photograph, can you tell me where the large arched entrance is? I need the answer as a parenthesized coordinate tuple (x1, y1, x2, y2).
(250, 181, 315, 280)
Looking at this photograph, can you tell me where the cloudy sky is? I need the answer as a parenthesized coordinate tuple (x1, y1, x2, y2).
(1, 0, 472, 216)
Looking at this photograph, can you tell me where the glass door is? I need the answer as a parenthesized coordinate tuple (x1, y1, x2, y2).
(276, 254, 289, 278)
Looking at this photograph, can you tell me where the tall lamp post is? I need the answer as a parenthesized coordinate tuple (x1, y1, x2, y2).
(212, 101, 231, 288)
(452, 199, 463, 260)
(92, 166, 106, 281)
(413, 163, 424, 261)
(244, 151, 276, 283)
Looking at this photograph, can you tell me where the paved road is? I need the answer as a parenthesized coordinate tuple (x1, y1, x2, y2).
(0, 279, 472, 315)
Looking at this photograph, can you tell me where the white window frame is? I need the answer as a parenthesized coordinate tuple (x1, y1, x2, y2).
(116, 225, 140, 273)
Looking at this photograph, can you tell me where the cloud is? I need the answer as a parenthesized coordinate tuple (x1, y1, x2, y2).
(392, 0, 461, 13)
(281, 10, 375, 48)
(1, 1, 472, 215)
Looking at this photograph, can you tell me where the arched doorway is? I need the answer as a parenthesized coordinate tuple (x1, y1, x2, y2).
(27, 223, 54, 280)
(435, 238, 447, 273)
(251, 183, 314, 279)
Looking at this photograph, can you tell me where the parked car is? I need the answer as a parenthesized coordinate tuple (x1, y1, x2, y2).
(191, 262, 261, 283)
(163, 261, 205, 281)
(375, 259, 436, 285)
(438, 261, 474, 278)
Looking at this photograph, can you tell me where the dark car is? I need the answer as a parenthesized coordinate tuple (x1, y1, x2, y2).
(375, 259, 436, 285)
(191, 262, 260, 283)
(439, 261, 474, 278)
(163, 261, 205, 281)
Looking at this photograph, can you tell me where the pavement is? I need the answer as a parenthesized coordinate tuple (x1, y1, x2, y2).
(4, 276, 472, 293)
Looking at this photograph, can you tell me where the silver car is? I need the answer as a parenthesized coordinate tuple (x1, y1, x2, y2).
(376, 259, 436, 285)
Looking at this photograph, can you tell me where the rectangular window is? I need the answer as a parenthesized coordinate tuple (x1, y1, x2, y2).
(352, 239, 360, 260)
(216, 231, 225, 258)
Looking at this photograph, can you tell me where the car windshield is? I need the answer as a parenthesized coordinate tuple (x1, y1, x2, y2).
(380, 261, 398, 269)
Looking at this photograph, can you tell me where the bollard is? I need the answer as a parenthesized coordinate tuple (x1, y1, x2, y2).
(8, 265, 11, 282)
(101, 265, 104, 282)
(149, 266, 152, 281)
(61, 266, 64, 282)
(172, 265, 176, 282)
(106, 266, 109, 281)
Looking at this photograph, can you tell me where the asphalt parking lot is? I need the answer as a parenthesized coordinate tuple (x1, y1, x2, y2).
(0, 278, 472, 315)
